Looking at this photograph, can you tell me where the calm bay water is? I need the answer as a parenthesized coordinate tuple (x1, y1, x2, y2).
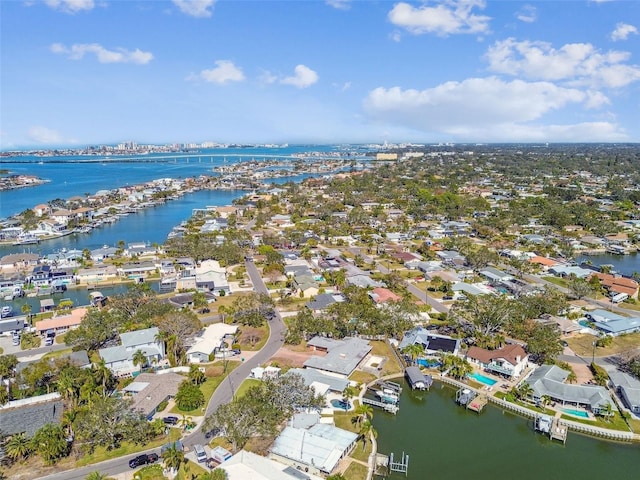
(374, 380, 639, 480)
(577, 253, 640, 278)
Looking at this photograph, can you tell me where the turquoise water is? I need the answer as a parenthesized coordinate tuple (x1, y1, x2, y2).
(374, 380, 640, 479)
(330, 399, 350, 410)
(563, 408, 590, 418)
(417, 359, 441, 368)
(579, 320, 590, 328)
(468, 371, 497, 386)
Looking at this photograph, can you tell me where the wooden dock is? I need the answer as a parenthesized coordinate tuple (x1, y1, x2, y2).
(467, 394, 488, 413)
(550, 413, 568, 443)
(362, 396, 399, 414)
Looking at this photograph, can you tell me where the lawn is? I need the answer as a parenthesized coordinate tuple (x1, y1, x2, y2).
(76, 428, 182, 466)
(237, 325, 269, 351)
(170, 362, 240, 415)
(343, 461, 368, 480)
(566, 332, 640, 357)
(134, 459, 207, 480)
(542, 276, 568, 288)
(560, 412, 631, 432)
(234, 378, 261, 399)
(349, 370, 377, 386)
(42, 347, 73, 359)
(369, 340, 403, 376)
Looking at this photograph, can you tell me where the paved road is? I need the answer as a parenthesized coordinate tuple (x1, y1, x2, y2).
(375, 261, 449, 314)
(41, 260, 285, 480)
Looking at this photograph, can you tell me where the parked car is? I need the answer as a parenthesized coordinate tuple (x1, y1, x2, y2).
(128, 453, 159, 468)
(12, 331, 20, 346)
(163, 416, 179, 425)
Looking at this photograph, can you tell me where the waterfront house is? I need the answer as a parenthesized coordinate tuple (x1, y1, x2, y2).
(32, 204, 51, 217)
(0, 253, 40, 273)
(588, 272, 639, 299)
(219, 449, 324, 480)
(285, 368, 349, 395)
(98, 327, 164, 376)
(186, 324, 238, 363)
(124, 372, 183, 419)
(398, 327, 461, 356)
(607, 370, 640, 416)
(585, 309, 640, 336)
(75, 265, 118, 284)
(50, 209, 73, 225)
(524, 365, 611, 414)
(117, 261, 157, 280)
(28, 265, 52, 286)
(466, 344, 529, 378)
(90, 246, 119, 262)
(304, 337, 371, 377)
(269, 420, 358, 476)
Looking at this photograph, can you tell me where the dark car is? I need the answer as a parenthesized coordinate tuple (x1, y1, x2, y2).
(163, 416, 179, 425)
(129, 453, 159, 468)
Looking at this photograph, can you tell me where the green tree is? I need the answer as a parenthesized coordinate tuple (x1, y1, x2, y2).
(162, 443, 185, 473)
(132, 349, 147, 371)
(84, 472, 115, 480)
(175, 380, 205, 411)
(358, 419, 378, 450)
(188, 364, 206, 386)
(401, 343, 425, 366)
(210, 469, 229, 480)
(353, 404, 373, 427)
(5, 433, 32, 461)
(32, 423, 69, 465)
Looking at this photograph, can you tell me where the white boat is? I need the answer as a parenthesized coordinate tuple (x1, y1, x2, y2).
(375, 389, 399, 404)
(12, 234, 39, 245)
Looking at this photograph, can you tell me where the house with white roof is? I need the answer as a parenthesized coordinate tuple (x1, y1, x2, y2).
(269, 421, 358, 476)
(99, 327, 164, 376)
(195, 259, 229, 295)
(303, 337, 371, 377)
(186, 323, 238, 363)
(219, 449, 324, 480)
(608, 370, 640, 416)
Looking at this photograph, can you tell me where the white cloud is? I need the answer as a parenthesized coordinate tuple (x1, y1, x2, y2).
(189, 60, 245, 84)
(485, 38, 640, 88)
(326, 0, 351, 10)
(611, 23, 638, 41)
(258, 69, 278, 85)
(50, 43, 153, 64)
(43, 0, 94, 14)
(516, 4, 537, 23)
(388, 0, 490, 37)
(27, 126, 63, 144)
(281, 65, 319, 88)
(172, 0, 216, 18)
(362, 77, 622, 141)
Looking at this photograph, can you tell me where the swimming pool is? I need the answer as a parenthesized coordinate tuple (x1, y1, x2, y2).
(468, 372, 497, 386)
(563, 408, 590, 418)
(417, 359, 442, 368)
(330, 399, 351, 410)
(579, 320, 590, 328)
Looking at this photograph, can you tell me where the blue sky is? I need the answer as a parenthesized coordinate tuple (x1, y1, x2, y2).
(1, 0, 639, 147)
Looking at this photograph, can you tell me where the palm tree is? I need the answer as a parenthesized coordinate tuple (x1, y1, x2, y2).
(600, 402, 614, 422)
(342, 385, 358, 410)
(517, 382, 534, 403)
(540, 395, 552, 412)
(401, 343, 425, 366)
(84, 472, 115, 480)
(188, 364, 206, 385)
(352, 404, 373, 426)
(179, 414, 194, 431)
(359, 419, 378, 450)
(32, 423, 69, 465)
(132, 349, 147, 371)
(162, 443, 184, 473)
(5, 433, 32, 461)
(92, 358, 112, 397)
(210, 469, 229, 480)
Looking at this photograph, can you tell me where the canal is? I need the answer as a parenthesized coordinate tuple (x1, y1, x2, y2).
(373, 379, 639, 479)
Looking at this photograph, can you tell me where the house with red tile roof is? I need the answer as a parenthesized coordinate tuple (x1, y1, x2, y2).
(369, 287, 402, 304)
(466, 344, 529, 378)
(528, 255, 559, 270)
(589, 272, 639, 299)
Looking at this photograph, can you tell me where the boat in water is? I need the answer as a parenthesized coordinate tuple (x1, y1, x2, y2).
(12, 233, 39, 245)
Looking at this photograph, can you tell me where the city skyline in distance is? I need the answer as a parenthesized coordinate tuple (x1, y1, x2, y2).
(1, 0, 639, 149)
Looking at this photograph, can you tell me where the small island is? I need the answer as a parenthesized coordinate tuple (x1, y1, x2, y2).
(0, 174, 49, 191)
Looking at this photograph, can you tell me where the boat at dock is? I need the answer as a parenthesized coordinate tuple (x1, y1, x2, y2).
(12, 234, 39, 245)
